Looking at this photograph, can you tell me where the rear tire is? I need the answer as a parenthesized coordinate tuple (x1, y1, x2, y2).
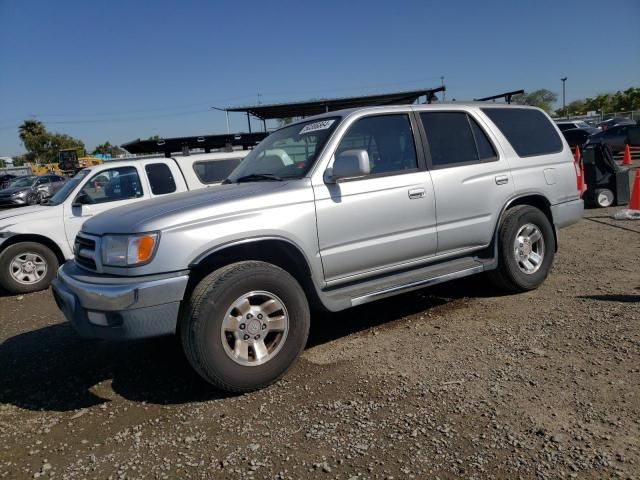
(595, 188, 614, 208)
(0, 242, 59, 294)
(488, 205, 555, 293)
(180, 261, 310, 393)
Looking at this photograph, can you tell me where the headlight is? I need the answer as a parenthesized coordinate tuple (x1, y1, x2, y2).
(101, 233, 159, 267)
(11, 191, 25, 197)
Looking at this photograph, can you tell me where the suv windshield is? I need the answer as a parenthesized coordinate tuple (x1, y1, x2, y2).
(45, 169, 89, 205)
(8, 176, 36, 188)
(226, 117, 340, 183)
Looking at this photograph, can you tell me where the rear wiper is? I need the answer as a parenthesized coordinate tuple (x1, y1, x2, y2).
(234, 173, 283, 183)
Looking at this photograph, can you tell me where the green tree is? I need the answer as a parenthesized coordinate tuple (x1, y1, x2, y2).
(18, 120, 49, 164)
(92, 141, 125, 157)
(511, 89, 558, 113)
(553, 86, 640, 116)
(147, 135, 162, 141)
(17, 119, 84, 165)
(277, 117, 294, 127)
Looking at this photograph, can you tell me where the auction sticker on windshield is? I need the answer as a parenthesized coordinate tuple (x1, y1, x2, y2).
(299, 119, 335, 135)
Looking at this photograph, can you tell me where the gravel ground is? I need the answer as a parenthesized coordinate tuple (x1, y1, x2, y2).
(1, 204, 639, 479)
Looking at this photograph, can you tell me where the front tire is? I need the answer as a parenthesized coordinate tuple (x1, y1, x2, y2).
(488, 205, 556, 292)
(180, 261, 310, 393)
(0, 242, 59, 294)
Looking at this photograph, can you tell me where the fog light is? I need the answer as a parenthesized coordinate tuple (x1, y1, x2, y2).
(87, 311, 108, 326)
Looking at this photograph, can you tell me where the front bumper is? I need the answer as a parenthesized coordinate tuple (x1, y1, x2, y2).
(551, 198, 584, 229)
(51, 261, 189, 340)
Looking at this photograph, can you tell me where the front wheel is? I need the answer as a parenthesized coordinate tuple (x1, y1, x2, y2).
(488, 205, 556, 292)
(0, 242, 59, 294)
(180, 261, 310, 393)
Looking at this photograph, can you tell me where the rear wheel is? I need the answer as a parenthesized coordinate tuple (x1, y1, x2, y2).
(180, 261, 310, 393)
(488, 205, 555, 292)
(0, 242, 59, 294)
(595, 188, 614, 208)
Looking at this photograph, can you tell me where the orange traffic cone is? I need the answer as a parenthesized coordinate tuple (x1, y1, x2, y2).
(630, 169, 640, 210)
(622, 144, 633, 166)
(574, 145, 581, 163)
(579, 159, 587, 195)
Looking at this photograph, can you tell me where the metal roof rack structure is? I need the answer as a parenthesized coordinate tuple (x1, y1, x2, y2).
(224, 86, 446, 132)
(474, 89, 525, 104)
(121, 132, 268, 158)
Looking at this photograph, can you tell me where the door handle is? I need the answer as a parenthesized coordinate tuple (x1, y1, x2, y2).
(495, 175, 509, 185)
(408, 188, 425, 199)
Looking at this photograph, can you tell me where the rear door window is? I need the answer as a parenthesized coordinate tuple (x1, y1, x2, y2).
(145, 163, 177, 195)
(193, 158, 243, 184)
(482, 107, 563, 157)
(419, 112, 497, 168)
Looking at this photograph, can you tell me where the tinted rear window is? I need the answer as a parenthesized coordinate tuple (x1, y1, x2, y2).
(482, 108, 563, 157)
(145, 163, 177, 195)
(193, 158, 242, 184)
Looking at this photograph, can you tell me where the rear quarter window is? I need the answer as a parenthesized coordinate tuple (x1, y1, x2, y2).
(193, 158, 242, 184)
(482, 108, 563, 157)
(145, 163, 177, 195)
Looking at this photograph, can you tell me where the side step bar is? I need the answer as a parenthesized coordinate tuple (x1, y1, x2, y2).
(318, 256, 490, 312)
(351, 264, 484, 306)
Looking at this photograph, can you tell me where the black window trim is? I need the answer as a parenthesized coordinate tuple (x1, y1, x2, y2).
(327, 111, 427, 183)
(481, 106, 564, 158)
(416, 109, 501, 171)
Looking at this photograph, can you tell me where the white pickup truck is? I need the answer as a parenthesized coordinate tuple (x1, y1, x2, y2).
(0, 150, 248, 293)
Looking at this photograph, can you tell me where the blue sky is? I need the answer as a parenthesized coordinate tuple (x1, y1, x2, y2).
(1, 0, 639, 156)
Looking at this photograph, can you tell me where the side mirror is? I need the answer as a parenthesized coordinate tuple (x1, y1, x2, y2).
(327, 149, 371, 183)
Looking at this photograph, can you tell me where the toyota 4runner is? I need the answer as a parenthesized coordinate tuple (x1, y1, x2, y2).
(52, 104, 583, 392)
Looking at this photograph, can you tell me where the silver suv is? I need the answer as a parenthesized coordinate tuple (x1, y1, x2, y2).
(52, 104, 583, 392)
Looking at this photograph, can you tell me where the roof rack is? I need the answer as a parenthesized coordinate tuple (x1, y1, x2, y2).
(224, 87, 446, 131)
(121, 132, 268, 158)
(474, 89, 525, 104)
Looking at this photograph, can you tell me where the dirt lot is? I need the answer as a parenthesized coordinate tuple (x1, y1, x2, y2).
(1, 204, 639, 479)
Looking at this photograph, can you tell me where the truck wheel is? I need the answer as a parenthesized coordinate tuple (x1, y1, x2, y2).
(180, 261, 310, 393)
(0, 242, 59, 294)
(488, 205, 555, 293)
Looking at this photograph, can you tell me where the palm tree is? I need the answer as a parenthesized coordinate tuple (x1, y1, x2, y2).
(18, 120, 48, 165)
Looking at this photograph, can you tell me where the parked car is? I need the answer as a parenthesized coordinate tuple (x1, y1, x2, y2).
(597, 117, 636, 131)
(0, 150, 248, 293)
(556, 121, 599, 135)
(585, 124, 638, 153)
(561, 128, 593, 149)
(0, 175, 66, 207)
(0, 174, 17, 189)
(52, 104, 583, 393)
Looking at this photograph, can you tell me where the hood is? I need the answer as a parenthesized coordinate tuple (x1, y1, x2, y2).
(82, 181, 295, 235)
(0, 205, 56, 228)
(0, 186, 30, 196)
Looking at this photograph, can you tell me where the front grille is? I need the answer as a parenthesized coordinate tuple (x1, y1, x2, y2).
(74, 234, 97, 271)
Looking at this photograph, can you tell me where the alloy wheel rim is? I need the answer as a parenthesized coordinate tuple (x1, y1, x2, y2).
(220, 290, 289, 366)
(10, 252, 47, 285)
(513, 223, 545, 274)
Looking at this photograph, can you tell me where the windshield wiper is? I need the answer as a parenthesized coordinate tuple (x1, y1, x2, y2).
(234, 173, 283, 183)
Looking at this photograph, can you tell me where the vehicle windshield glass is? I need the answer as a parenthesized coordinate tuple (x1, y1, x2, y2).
(575, 121, 591, 129)
(226, 117, 341, 182)
(8, 177, 36, 188)
(45, 170, 89, 205)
